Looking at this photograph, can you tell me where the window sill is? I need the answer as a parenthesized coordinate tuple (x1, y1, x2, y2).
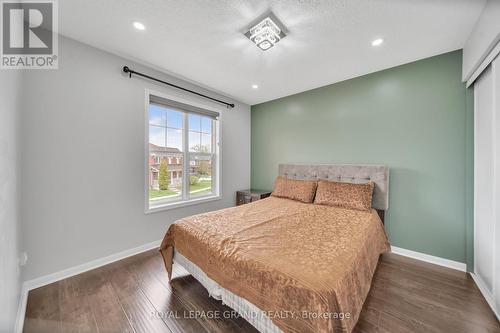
(145, 194, 221, 214)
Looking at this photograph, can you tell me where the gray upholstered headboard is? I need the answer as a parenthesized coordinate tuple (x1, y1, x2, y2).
(278, 164, 389, 210)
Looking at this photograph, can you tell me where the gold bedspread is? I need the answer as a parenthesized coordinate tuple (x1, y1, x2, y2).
(160, 197, 390, 333)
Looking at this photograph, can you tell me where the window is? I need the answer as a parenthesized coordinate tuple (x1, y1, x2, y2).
(146, 93, 220, 211)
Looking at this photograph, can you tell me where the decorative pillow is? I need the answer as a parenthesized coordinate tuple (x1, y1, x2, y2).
(271, 176, 318, 203)
(314, 180, 375, 211)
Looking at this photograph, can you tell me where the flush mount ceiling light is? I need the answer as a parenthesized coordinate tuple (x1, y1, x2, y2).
(371, 38, 384, 46)
(252, 84, 259, 89)
(133, 21, 145, 31)
(245, 15, 286, 51)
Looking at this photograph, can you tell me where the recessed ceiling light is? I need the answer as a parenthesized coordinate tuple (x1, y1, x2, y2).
(245, 15, 286, 51)
(252, 84, 259, 89)
(371, 38, 384, 46)
(133, 21, 145, 31)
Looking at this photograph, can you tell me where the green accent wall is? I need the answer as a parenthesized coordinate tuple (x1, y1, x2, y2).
(251, 50, 473, 266)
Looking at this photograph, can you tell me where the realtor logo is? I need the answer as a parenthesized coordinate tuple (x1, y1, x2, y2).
(1, 0, 58, 69)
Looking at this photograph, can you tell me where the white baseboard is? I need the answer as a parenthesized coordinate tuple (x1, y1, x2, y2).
(14, 239, 162, 333)
(470, 273, 500, 321)
(391, 246, 467, 272)
(13, 287, 29, 333)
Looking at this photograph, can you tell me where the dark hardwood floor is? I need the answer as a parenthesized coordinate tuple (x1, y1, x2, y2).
(23, 250, 500, 333)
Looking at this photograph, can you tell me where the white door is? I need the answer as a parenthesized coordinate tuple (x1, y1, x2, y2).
(474, 65, 494, 292)
(494, 56, 500, 313)
(474, 55, 500, 314)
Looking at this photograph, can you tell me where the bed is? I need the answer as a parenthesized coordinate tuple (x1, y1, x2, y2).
(160, 164, 390, 333)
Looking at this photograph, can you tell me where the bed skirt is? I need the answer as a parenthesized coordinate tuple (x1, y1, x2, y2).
(173, 250, 283, 333)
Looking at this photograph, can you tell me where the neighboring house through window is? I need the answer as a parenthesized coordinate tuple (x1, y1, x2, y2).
(146, 93, 220, 211)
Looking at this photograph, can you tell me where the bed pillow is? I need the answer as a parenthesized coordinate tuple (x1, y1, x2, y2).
(271, 176, 318, 203)
(314, 180, 375, 211)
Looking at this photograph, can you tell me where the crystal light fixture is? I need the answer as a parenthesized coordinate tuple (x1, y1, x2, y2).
(245, 16, 286, 51)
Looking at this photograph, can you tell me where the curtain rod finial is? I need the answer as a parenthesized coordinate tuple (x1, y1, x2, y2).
(123, 66, 132, 78)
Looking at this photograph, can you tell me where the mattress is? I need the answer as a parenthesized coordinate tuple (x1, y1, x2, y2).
(161, 196, 390, 332)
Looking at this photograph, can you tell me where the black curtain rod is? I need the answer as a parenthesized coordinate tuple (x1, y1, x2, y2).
(122, 66, 235, 108)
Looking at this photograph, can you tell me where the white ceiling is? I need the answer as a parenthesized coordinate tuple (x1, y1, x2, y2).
(59, 0, 486, 105)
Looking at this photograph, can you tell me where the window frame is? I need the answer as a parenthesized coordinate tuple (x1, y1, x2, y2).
(144, 89, 222, 214)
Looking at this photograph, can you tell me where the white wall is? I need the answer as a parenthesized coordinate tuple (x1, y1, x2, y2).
(0, 71, 22, 331)
(462, 0, 500, 82)
(20, 36, 251, 281)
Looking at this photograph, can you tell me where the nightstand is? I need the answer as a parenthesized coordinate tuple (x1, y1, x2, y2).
(236, 189, 272, 206)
